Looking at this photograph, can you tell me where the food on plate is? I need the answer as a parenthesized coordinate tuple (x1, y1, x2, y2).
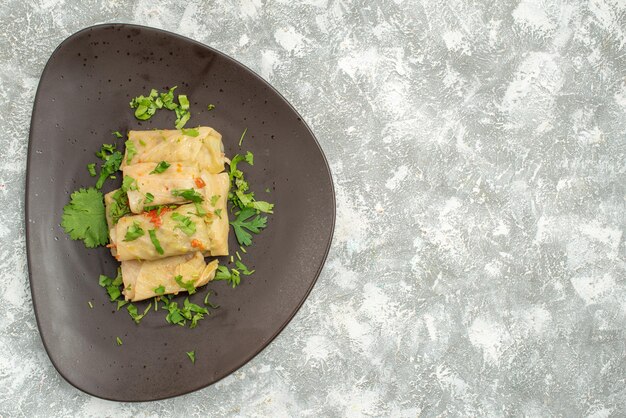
(122, 127, 224, 173)
(123, 162, 208, 213)
(121, 253, 218, 302)
(61, 86, 275, 336)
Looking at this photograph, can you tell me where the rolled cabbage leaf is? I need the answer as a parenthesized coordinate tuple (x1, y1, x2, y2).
(113, 203, 211, 261)
(123, 127, 224, 173)
(121, 253, 218, 302)
(123, 162, 218, 213)
(201, 172, 230, 256)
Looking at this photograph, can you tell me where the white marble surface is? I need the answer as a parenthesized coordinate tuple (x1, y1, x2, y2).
(1, 0, 626, 416)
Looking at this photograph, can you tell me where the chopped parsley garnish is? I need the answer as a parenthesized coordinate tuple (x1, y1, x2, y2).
(87, 163, 96, 177)
(127, 302, 152, 324)
(150, 161, 171, 174)
(175, 275, 196, 294)
(112, 131, 123, 138)
(229, 207, 267, 246)
(109, 188, 131, 225)
(186, 350, 195, 363)
(96, 144, 116, 158)
(213, 209, 222, 219)
(99, 268, 123, 302)
(162, 297, 210, 328)
(129, 87, 191, 128)
(215, 265, 241, 288)
(121, 175, 138, 192)
(125, 139, 137, 164)
(154, 285, 165, 295)
(227, 152, 273, 214)
(171, 213, 196, 236)
(244, 151, 254, 165)
(117, 300, 128, 310)
(95, 144, 123, 189)
(88, 301, 94, 308)
(204, 290, 219, 308)
(236, 260, 255, 275)
(160, 86, 178, 110)
(181, 128, 199, 137)
(61, 188, 108, 248)
(210, 195, 220, 207)
(265, 188, 271, 193)
(116, 337, 123, 346)
(194, 202, 206, 216)
(207, 104, 215, 111)
(178, 95, 190, 109)
(171, 188, 204, 203)
(238, 128, 248, 147)
(130, 89, 160, 120)
(124, 222, 145, 241)
(144, 192, 154, 204)
(175, 95, 191, 129)
(148, 229, 164, 254)
(143, 204, 177, 213)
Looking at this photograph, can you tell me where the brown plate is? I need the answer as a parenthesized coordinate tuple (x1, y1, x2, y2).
(26, 24, 334, 401)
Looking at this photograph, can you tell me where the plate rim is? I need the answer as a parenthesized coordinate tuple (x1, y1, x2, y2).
(25, 22, 336, 401)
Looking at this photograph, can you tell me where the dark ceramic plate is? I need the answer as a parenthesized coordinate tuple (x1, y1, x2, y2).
(26, 24, 334, 401)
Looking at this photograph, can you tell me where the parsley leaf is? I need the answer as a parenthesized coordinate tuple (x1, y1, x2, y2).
(144, 192, 154, 204)
(160, 86, 178, 110)
(124, 221, 145, 241)
(178, 95, 190, 110)
(229, 207, 267, 246)
(148, 229, 164, 255)
(175, 275, 197, 294)
(61, 188, 108, 248)
(175, 106, 190, 129)
(171, 188, 204, 203)
(207, 104, 215, 111)
(121, 175, 138, 192)
(171, 213, 196, 236)
(125, 139, 137, 164)
(204, 290, 219, 308)
(95, 147, 123, 189)
(130, 89, 160, 120)
(150, 161, 171, 174)
(181, 128, 199, 137)
(112, 131, 123, 138)
(213, 208, 222, 219)
(227, 152, 274, 214)
(116, 337, 123, 346)
(154, 285, 165, 295)
(244, 151, 254, 165)
(87, 163, 96, 177)
(127, 302, 152, 324)
(214, 265, 241, 288)
(210, 195, 220, 207)
(235, 260, 255, 275)
(186, 350, 195, 364)
(109, 189, 131, 225)
(194, 202, 206, 217)
(99, 268, 123, 301)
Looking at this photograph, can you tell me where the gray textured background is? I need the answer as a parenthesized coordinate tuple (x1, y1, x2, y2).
(1, 0, 626, 416)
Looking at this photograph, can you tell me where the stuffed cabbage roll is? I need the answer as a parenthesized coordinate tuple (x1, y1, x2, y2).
(113, 203, 211, 261)
(123, 162, 219, 213)
(123, 127, 224, 173)
(121, 252, 218, 302)
(201, 172, 230, 256)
